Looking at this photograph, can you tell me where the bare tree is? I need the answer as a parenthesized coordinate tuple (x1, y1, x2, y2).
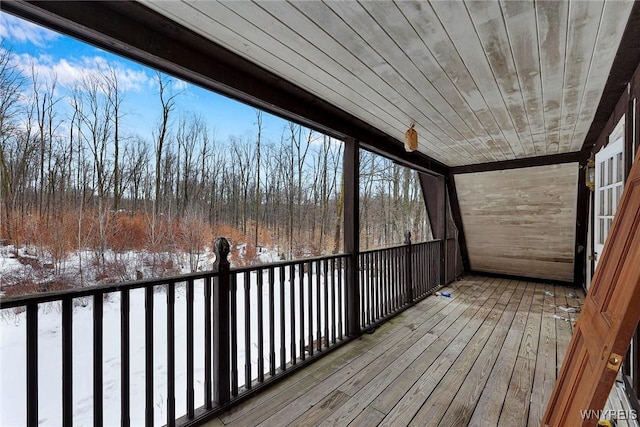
(123, 136, 150, 212)
(31, 63, 61, 222)
(254, 110, 262, 249)
(0, 45, 28, 241)
(104, 66, 125, 211)
(230, 135, 254, 235)
(71, 71, 123, 268)
(152, 72, 179, 215)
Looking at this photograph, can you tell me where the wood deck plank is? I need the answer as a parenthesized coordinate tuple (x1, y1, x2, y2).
(347, 406, 386, 427)
(369, 279, 504, 415)
(207, 276, 632, 427)
(498, 283, 545, 426)
(316, 278, 503, 426)
(519, 282, 544, 360)
(287, 390, 352, 427)
(338, 281, 492, 400)
(255, 278, 481, 426)
(437, 280, 526, 427)
(226, 283, 467, 424)
(377, 278, 508, 426)
(221, 374, 320, 426)
(528, 283, 559, 427)
(467, 281, 535, 426)
(408, 281, 518, 426)
(498, 355, 536, 427)
(554, 284, 574, 372)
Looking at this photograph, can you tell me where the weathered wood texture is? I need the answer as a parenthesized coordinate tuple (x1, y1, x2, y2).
(455, 163, 579, 282)
(203, 276, 632, 427)
(143, 0, 634, 167)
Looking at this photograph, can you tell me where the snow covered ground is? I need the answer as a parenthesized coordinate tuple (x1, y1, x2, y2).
(1, 246, 345, 426)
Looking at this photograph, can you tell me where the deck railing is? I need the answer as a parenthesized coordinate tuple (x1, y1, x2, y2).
(359, 236, 441, 330)
(0, 237, 446, 427)
(445, 237, 459, 284)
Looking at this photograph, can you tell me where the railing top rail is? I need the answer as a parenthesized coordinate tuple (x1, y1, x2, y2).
(229, 252, 350, 274)
(0, 252, 353, 308)
(0, 242, 440, 308)
(0, 268, 222, 308)
(359, 239, 441, 255)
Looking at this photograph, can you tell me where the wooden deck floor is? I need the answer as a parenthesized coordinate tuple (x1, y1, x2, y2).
(204, 276, 631, 427)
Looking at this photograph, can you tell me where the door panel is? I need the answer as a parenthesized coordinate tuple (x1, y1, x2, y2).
(542, 149, 640, 426)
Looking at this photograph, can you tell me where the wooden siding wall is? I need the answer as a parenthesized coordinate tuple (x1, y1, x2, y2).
(455, 163, 579, 282)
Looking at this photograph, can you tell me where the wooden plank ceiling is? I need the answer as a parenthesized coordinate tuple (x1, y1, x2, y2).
(144, 0, 634, 167)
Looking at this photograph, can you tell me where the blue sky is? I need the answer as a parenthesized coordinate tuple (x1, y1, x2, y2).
(0, 11, 290, 145)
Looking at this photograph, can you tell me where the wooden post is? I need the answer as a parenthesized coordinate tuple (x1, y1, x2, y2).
(404, 231, 413, 303)
(212, 237, 230, 405)
(625, 81, 636, 180)
(344, 138, 361, 337)
(574, 152, 590, 288)
(446, 174, 470, 273)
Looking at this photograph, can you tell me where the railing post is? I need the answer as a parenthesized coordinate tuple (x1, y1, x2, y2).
(26, 304, 38, 427)
(405, 231, 413, 303)
(441, 239, 445, 286)
(344, 138, 361, 337)
(213, 237, 231, 405)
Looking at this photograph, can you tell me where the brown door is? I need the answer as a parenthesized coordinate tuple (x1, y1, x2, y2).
(542, 150, 640, 427)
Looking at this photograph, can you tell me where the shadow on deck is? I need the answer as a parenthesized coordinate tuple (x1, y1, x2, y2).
(205, 275, 633, 427)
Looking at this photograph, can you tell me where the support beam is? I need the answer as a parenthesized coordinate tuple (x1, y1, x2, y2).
(451, 151, 582, 175)
(574, 154, 591, 288)
(343, 138, 360, 337)
(445, 174, 470, 273)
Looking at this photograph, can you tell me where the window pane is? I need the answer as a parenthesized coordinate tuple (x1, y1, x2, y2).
(599, 189, 605, 216)
(616, 185, 623, 207)
(599, 218, 605, 244)
(600, 161, 606, 186)
(607, 188, 613, 215)
(617, 152, 623, 182)
(607, 157, 613, 186)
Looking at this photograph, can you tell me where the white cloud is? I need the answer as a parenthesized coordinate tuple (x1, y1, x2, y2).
(0, 13, 59, 47)
(8, 50, 150, 93)
(172, 79, 189, 92)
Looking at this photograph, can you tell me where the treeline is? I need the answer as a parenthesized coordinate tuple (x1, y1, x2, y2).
(0, 45, 430, 278)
